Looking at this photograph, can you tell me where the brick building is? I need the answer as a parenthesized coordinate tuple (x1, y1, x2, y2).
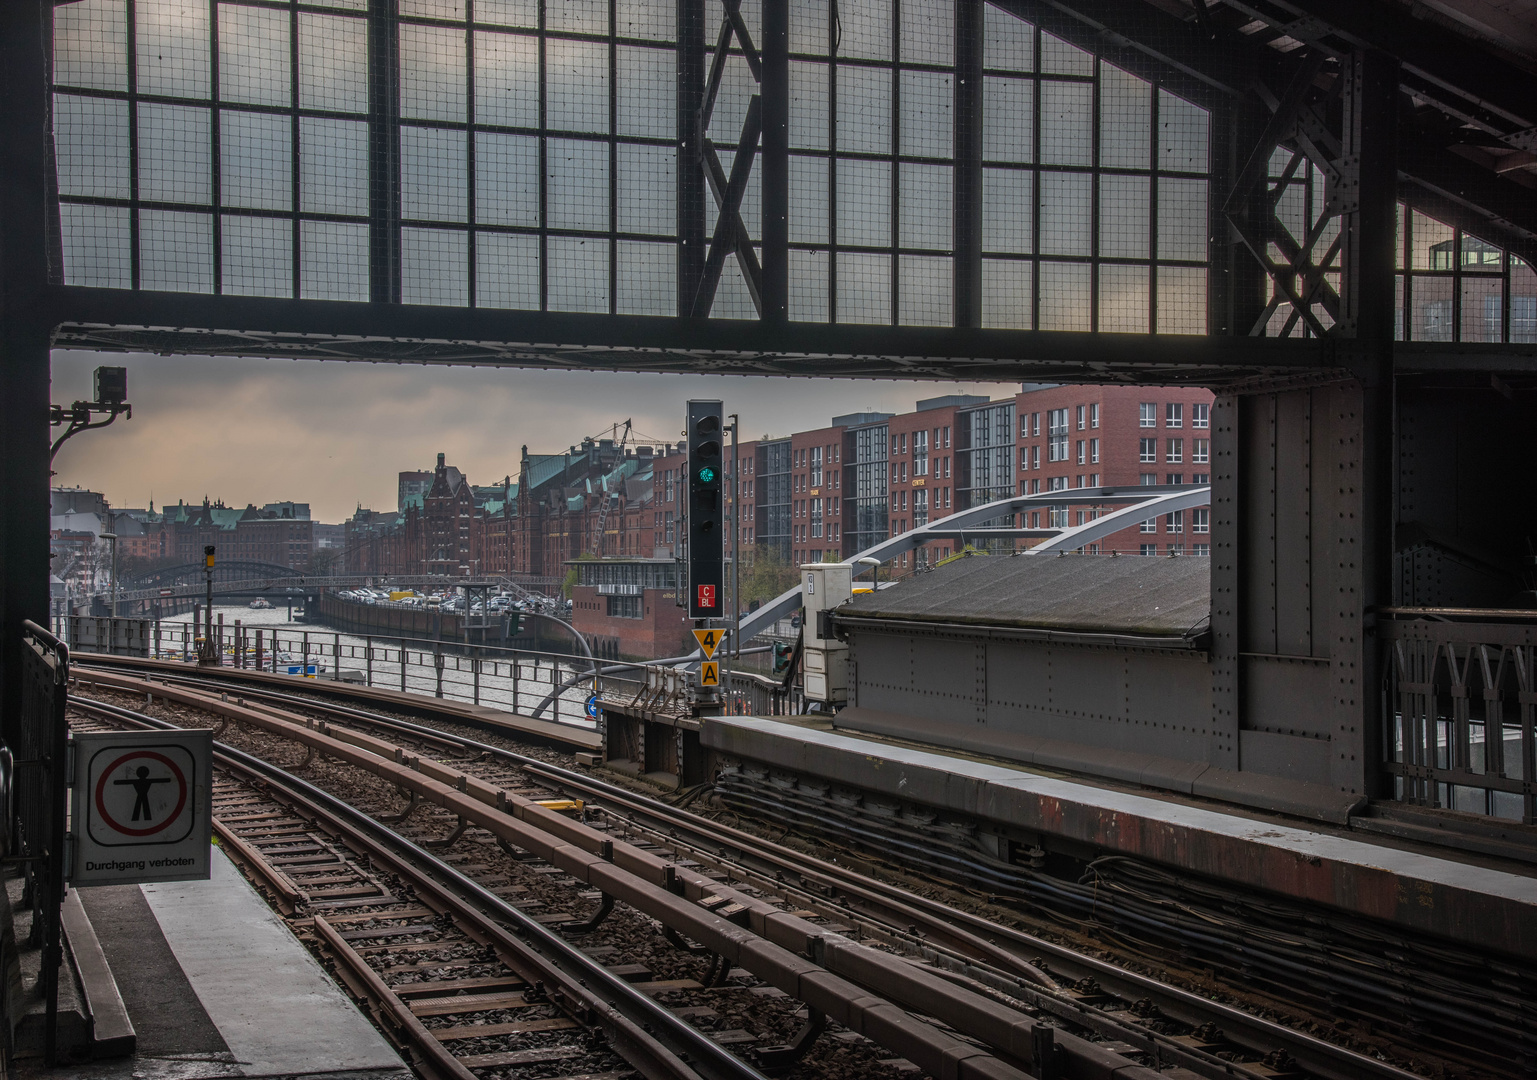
(567, 558, 693, 661)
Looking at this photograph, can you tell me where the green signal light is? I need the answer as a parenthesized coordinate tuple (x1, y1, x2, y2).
(698, 466, 717, 484)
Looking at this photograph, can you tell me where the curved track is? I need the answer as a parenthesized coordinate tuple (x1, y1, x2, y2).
(67, 660, 1451, 1080)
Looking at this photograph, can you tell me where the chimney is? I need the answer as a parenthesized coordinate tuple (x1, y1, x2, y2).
(437, 452, 446, 468)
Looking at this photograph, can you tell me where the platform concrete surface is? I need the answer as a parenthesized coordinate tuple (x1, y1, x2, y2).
(703, 714, 1537, 964)
(22, 845, 411, 1080)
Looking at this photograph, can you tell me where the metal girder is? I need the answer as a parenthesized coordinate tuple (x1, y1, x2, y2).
(989, 0, 1284, 99)
(1396, 132, 1537, 268)
(692, 97, 763, 317)
(45, 288, 1537, 379)
(1223, 0, 1536, 148)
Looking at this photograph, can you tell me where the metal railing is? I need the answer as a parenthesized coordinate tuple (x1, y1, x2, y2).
(594, 662, 803, 718)
(1382, 609, 1537, 823)
(83, 620, 603, 726)
(13, 622, 69, 1064)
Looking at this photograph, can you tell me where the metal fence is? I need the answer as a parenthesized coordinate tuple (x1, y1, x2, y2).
(12, 622, 70, 1064)
(1382, 611, 1537, 824)
(154, 620, 604, 725)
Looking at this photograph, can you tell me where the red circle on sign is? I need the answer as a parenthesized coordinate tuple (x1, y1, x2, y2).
(94, 751, 188, 837)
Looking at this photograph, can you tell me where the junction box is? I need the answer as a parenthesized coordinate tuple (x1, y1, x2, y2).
(801, 562, 853, 705)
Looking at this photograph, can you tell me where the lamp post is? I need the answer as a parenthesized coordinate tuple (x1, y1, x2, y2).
(99, 531, 118, 617)
(856, 556, 882, 590)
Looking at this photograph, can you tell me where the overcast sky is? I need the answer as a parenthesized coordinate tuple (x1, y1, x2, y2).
(51, 350, 1017, 523)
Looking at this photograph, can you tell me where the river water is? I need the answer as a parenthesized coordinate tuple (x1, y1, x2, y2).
(151, 603, 601, 731)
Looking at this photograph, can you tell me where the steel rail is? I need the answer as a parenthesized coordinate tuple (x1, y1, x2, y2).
(81, 666, 1425, 1080)
(67, 695, 766, 1080)
(72, 672, 1043, 1080)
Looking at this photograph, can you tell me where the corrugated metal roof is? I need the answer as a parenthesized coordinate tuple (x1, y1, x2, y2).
(839, 553, 1209, 639)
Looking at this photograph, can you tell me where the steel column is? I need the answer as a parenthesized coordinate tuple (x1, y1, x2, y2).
(677, 0, 708, 314)
(1, 0, 54, 736)
(760, 0, 788, 323)
(953, 0, 984, 329)
(1338, 48, 1400, 798)
(368, 0, 402, 304)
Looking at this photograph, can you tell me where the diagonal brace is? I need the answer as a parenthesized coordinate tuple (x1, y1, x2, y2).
(691, 95, 763, 318)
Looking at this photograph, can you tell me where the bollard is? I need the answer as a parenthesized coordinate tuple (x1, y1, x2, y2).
(301, 631, 309, 678)
(334, 633, 342, 681)
(401, 640, 408, 693)
(472, 650, 480, 705)
(366, 636, 373, 687)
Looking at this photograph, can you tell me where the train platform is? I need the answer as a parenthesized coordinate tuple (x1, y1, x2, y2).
(701, 714, 1537, 964)
(13, 844, 411, 1079)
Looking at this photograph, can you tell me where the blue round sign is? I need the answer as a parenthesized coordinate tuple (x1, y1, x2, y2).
(584, 694, 601, 720)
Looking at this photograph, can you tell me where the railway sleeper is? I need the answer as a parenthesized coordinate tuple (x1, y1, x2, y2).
(81, 672, 1090, 1080)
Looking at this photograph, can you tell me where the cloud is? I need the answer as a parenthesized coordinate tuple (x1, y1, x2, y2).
(51, 350, 1017, 522)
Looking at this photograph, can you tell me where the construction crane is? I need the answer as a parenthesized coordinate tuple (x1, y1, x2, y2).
(589, 419, 632, 556)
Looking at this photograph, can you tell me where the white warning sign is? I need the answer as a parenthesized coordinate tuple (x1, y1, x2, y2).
(72, 730, 213, 887)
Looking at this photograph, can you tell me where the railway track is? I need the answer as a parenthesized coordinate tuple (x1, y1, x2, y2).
(71, 701, 773, 1080)
(70, 662, 1444, 1080)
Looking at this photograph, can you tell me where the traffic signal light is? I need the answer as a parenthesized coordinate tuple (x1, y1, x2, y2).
(687, 400, 725, 619)
(772, 641, 793, 678)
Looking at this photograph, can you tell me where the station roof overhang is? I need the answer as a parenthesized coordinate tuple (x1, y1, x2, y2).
(44, 287, 1537, 390)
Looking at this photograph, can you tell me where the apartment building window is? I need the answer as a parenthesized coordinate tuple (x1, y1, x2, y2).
(943, 487, 951, 508)
(1075, 510, 1085, 525)
(1030, 511, 1040, 528)
(1047, 476, 1068, 491)
(1031, 413, 1040, 437)
(810, 447, 823, 487)
(1048, 409, 1069, 461)
(913, 431, 929, 476)
(914, 489, 929, 527)
(1167, 438, 1183, 463)
(1140, 544, 1157, 555)
(1192, 403, 1210, 428)
(1167, 473, 1183, 485)
(1089, 404, 1099, 428)
(1193, 472, 1209, 484)
(607, 595, 643, 619)
(1141, 519, 1156, 533)
(1168, 543, 1184, 555)
(1193, 438, 1209, 464)
(1167, 510, 1184, 533)
(1089, 438, 1100, 463)
(1076, 405, 1086, 430)
(1087, 473, 1099, 486)
(664, 510, 675, 543)
(1020, 447, 1030, 471)
(1166, 403, 1183, 428)
(664, 473, 675, 502)
(1193, 544, 1210, 556)
(1030, 478, 1040, 494)
(1030, 445, 1039, 470)
(1139, 438, 1156, 463)
(811, 498, 823, 537)
(1019, 413, 1030, 439)
(1193, 508, 1210, 533)
(1140, 402, 1156, 427)
(1076, 440, 1085, 465)
(943, 426, 951, 448)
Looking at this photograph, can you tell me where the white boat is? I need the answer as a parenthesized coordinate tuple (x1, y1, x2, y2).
(249, 599, 273, 610)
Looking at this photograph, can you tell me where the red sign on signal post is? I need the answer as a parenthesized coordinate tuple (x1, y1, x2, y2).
(696, 584, 716, 610)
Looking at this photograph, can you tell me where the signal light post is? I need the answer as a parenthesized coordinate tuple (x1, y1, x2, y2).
(687, 401, 725, 709)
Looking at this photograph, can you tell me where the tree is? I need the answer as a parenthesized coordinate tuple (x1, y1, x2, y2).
(740, 546, 798, 605)
(307, 546, 342, 576)
(561, 552, 597, 598)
